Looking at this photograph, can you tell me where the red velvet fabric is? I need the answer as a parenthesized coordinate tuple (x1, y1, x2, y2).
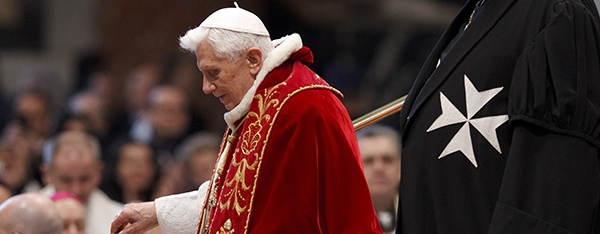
(206, 48, 382, 233)
(246, 88, 382, 233)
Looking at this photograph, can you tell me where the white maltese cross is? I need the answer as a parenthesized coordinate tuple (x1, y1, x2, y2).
(427, 74, 508, 167)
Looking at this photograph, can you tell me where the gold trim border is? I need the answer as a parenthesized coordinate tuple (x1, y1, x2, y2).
(242, 84, 340, 234)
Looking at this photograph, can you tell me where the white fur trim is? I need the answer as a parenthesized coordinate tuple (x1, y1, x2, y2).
(224, 33, 303, 129)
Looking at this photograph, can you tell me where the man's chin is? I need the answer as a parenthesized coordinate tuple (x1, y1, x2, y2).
(223, 101, 240, 111)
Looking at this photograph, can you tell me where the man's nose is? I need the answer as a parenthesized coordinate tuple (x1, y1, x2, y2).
(202, 78, 216, 94)
(373, 158, 386, 171)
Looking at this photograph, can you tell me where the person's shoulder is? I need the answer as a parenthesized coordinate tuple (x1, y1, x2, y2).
(88, 188, 124, 210)
(282, 88, 343, 113)
(274, 88, 351, 130)
(549, 0, 599, 16)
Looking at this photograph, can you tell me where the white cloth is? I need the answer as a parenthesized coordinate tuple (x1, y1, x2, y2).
(155, 34, 302, 234)
(39, 185, 124, 234)
(155, 181, 208, 234)
(22, 179, 42, 193)
(200, 7, 269, 36)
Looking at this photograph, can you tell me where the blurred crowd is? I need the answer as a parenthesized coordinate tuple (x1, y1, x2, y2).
(0, 53, 227, 234)
(0, 51, 404, 234)
(0, 36, 402, 234)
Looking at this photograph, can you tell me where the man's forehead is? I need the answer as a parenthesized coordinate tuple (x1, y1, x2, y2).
(360, 138, 400, 155)
(360, 135, 398, 147)
(196, 59, 214, 71)
(195, 43, 219, 69)
(53, 148, 96, 164)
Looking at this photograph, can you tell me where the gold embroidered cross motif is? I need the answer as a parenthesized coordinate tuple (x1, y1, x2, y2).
(219, 83, 286, 216)
(240, 121, 262, 155)
(240, 83, 284, 155)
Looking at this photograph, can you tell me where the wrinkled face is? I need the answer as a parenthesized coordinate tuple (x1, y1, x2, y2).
(359, 136, 401, 202)
(195, 41, 256, 111)
(55, 199, 86, 234)
(47, 149, 102, 203)
(116, 143, 156, 192)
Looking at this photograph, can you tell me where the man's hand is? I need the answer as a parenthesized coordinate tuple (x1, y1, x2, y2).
(111, 201, 159, 234)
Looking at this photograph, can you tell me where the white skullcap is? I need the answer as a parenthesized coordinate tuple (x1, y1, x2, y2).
(200, 4, 269, 36)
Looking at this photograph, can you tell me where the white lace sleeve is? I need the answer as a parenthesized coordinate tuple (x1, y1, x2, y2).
(155, 181, 209, 234)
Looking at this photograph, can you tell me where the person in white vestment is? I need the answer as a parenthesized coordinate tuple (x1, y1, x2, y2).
(40, 131, 123, 234)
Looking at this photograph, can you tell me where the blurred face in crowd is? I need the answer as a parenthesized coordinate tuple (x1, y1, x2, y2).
(170, 56, 201, 95)
(186, 150, 218, 188)
(148, 87, 190, 141)
(126, 64, 160, 112)
(61, 117, 87, 133)
(88, 72, 116, 107)
(359, 135, 401, 209)
(15, 93, 52, 137)
(195, 41, 261, 111)
(116, 143, 156, 195)
(69, 92, 107, 137)
(0, 135, 31, 192)
(54, 198, 86, 234)
(43, 144, 103, 203)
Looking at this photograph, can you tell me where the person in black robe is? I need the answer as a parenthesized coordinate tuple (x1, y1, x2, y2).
(396, 0, 600, 233)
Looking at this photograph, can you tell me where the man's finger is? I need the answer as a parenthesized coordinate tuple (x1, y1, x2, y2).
(118, 223, 141, 234)
(110, 214, 129, 234)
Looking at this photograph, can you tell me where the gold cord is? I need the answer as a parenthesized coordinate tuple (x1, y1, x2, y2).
(467, 0, 484, 26)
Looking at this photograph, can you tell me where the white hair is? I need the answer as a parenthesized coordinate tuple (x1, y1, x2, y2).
(179, 27, 274, 63)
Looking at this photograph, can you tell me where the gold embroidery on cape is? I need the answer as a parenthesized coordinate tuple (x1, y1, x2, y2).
(196, 128, 230, 234)
(218, 219, 233, 234)
(219, 154, 257, 215)
(220, 83, 286, 216)
(242, 83, 341, 234)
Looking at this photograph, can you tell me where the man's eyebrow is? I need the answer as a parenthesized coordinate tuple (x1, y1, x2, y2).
(198, 62, 215, 71)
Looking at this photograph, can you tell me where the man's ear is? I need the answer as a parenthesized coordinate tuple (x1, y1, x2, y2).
(246, 48, 263, 76)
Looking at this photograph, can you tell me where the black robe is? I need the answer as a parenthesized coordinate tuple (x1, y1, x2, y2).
(397, 0, 600, 233)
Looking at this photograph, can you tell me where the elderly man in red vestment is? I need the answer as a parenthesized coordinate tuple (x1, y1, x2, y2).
(111, 4, 382, 234)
